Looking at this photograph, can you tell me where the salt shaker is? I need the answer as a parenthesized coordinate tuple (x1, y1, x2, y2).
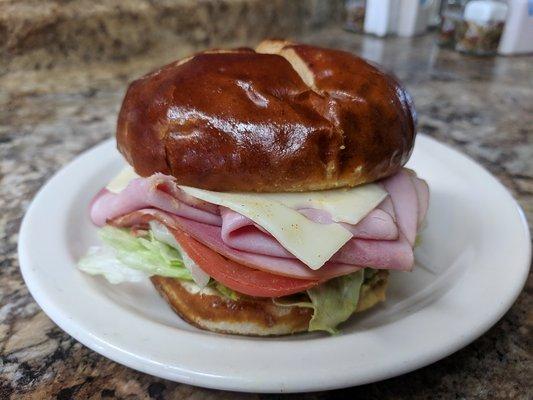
(363, 0, 400, 37)
(498, 0, 533, 55)
(397, 0, 435, 37)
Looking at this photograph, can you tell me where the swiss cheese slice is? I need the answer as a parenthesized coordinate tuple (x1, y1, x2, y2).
(106, 165, 139, 193)
(258, 186, 386, 225)
(179, 185, 352, 269)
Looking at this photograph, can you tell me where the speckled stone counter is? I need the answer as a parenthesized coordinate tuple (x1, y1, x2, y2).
(1, 28, 531, 399)
(1, 0, 343, 72)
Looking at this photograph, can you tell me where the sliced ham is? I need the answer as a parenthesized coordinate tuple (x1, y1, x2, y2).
(411, 175, 430, 227)
(111, 209, 414, 276)
(151, 173, 219, 214)
(331, 233, 414, 271)
(111, 209, 362, 280)
(382, 169, 419, 246)
(298, 206, 398, 240)
(218, 197, 399, 259)
(90, 175, 221, 227)
(91, 168, 428, 277)
(220, 206, 400, 258)
(220, 207, 292, 258)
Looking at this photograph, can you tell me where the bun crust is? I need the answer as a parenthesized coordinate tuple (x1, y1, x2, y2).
(117, 40, 416, 192)
(151, 271, 388, 336)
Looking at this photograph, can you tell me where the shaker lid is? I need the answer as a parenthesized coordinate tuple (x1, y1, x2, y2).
(464, 0, 507, 23)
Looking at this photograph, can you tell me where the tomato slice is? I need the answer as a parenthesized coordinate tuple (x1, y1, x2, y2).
(170, 227, 318, 298)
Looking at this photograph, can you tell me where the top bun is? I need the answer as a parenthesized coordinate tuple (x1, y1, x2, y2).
(117, 40, 416, 192)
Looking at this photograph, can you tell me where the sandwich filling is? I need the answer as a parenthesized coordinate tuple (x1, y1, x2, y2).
(79, 166, 429, 333)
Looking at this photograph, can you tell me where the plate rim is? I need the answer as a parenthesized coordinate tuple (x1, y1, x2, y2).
(18, 134, 531, 393)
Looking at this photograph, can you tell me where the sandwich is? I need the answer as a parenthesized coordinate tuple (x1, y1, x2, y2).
(78, 40, 429, 336)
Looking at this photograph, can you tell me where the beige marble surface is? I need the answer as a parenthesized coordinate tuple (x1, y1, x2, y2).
(1, 0, 342, 72)
(0, 28, 532, 399)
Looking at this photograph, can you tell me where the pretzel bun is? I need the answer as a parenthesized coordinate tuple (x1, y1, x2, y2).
(117, 40, 416, 192)
(151, 270, 388, 336)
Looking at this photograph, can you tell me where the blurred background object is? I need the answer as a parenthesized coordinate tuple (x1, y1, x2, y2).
(363, 0, 400, 37)
(437, 0, 468, 47)
(499, 0, 533, 54)
(344, 0, 367, 32)
(356, 0, 439, 37)
(342, 0, 533, 56)
(397, 0, 437, 37)
(3, 0, 531, 78)
(0, 0, 344, 73)
(438, 0, 533, 55)
(455, 0, 508, 55)
(428, 0, 444, 27)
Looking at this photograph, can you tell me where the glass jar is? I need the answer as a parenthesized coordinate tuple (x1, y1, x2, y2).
(344, 0, 367, 33)
(437, 0, 468, 48)
(454, 0, 508, 56)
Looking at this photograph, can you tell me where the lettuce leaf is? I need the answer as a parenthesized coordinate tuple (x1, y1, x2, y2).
(213, 282, 240, 301)
(79, 226, 368, 334)
(78, 226, 193, 283)
(274, 270, 365, 334)
(364, 268, 377, 280)
(307, 270, 364, 334)
(149, 221, 210, 287)
(78, 246, 149, 284)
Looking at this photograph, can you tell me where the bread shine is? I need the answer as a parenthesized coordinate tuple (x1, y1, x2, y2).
(117, 40, 416, 192)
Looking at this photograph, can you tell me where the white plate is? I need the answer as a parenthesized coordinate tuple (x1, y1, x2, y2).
(19, 135, 530, 393)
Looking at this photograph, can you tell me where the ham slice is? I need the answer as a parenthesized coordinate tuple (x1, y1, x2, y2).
(150, 174, 219, 214)
(410, 174, 430, 227)
(111, 209, 414, 276)
(330, 233, 413, 270)
(90, 168, 429, 277)
(90, 175, 222, 227)
(382, 170, 419, 246)
(217, 195, 399, 259)
(220, 206, 400, 258)
(111, 209, 362, 280)
(298, 204, 398, 240)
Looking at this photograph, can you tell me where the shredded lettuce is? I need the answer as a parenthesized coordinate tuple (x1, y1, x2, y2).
(149, 221, 210, 287)
(307, 270, 364, 334)
(275, 270, 365, 334)
(78, 226, 193, 283)
(78, 246, 149, 284)
(213, 282, 240, 301)
(79, 226, 370, 334)
(273, 297, 314, 309)
(364, 268, 377, 280)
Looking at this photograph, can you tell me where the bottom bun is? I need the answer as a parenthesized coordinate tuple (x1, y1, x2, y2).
(151, 271, 388, 336)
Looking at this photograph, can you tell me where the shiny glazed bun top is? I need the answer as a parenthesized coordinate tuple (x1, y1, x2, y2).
(117, 40, 416, 192)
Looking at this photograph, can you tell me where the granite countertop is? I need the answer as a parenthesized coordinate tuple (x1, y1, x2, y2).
(1, 27, 531, 399)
